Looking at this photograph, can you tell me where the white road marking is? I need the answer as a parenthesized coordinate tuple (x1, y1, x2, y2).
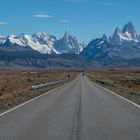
(0, 80, 71, 117)
(1, 75, 139, 118)
(93, 82, 140, 109)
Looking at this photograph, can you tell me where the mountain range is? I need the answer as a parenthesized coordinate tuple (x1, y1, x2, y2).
(0, 32, 85, 54)
(0, 22, 140, 69)
(80, 22, 140, 67)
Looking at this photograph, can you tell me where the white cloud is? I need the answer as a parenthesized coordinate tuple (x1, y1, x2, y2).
(33, 12, 52, 18)
(0, 21, 8, 25)
(60, 20, 70, 23)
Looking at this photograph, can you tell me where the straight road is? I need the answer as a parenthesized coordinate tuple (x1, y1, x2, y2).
(0, 74, 140, 140)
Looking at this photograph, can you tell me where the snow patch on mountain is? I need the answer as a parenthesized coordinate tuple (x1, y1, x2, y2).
(110, 22, 140, 46)
(80, 22, 140, 64)
(54, 32, 85, 54)
(122, 22, 137, 40)
(0, 36, 6, 43)
(0, 32, 85, 54)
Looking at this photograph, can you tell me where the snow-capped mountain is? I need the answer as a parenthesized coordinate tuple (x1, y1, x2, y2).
(0, 22, 140, 68)
(54, 32, 85, 54)
(110, 22, 140, 46)
(80, 35, 112, 61)
(0, 32, 85, 54)
(122, 22, 137, 40)
(80, 22, 140, 66)
(0, 36, 6, 43)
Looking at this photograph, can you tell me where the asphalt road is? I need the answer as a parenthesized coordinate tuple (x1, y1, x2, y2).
(0, 74, 140, 140)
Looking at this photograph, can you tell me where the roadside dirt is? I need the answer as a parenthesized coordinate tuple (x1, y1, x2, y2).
(0, 70, 78, 111)
(87, 69, 140, 105)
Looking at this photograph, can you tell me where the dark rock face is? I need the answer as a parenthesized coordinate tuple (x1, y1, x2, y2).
(0, 32, 85, 54)
(80, 22, 140, 67)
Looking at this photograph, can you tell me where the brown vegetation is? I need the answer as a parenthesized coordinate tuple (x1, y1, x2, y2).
(87, 69, 140, 105)
(0, 70, 78, 112)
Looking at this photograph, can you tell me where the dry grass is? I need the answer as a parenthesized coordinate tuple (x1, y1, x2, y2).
(87, 69, 140, 105)
(0, 70, 78, 111)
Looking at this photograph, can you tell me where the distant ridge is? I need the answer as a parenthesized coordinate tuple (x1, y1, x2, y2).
(0, 32, 85, 54)
(80, 22, 140, 67)
(0, 22, 140, 69)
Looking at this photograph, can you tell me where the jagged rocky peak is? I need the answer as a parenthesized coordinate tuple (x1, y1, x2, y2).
(17, 33, 26, 38)
(81, 41, 86, 47)
(63, 31, 84, 45)
(63, 31, 69, 37)
(114, 27, 122, 35)
(32, 32, 56, 41)
(62, 31, 82, 46)
(111, 27, 123, 45)
(80, 22, 140, 65)
(7, 35, 19, 43)
(122, 22, 137, 40)
(33, 32, 48, 38)
(112, 27, 122, 40)
(110, 22, 140, 46)
(0, 31, 84, 54)
(102, 34, 108, 42)
(17, 33, 31, 43)
(62, 31, 72, 43)
(53, 31, 85, 54)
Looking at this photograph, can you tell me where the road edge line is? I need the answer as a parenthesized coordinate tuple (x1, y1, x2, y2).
(92, 81, 140, 109)
(0, 78, 74, 117)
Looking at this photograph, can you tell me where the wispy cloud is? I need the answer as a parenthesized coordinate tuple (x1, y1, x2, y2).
(0, 21, 8, 25)
(33, 12, 52, 18)
(60, 20, 70, 23)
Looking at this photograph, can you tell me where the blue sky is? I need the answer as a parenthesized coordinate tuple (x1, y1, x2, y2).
(0, 0, 139, 43)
